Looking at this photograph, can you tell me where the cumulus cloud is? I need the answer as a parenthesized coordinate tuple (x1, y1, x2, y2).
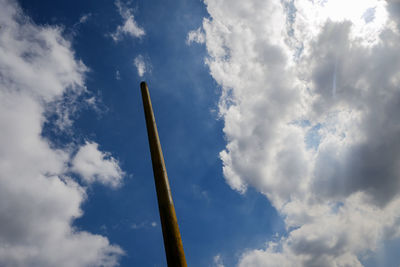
(193, 0, 400, 265)
(0, 0, 124, 266)
(72, 142, 124, 188)
(134, 55, 146, 77)
(111, 0, 145, 42)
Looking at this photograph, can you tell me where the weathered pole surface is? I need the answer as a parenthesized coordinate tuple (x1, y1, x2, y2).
(140, 81, 187, 267)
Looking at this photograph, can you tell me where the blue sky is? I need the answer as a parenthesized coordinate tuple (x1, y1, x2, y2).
(2, 0, 400, 266)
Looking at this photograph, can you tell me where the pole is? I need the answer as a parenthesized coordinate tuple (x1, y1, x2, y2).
(140, 81, 187, 267)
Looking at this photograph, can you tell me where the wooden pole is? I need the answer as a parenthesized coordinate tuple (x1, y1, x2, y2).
(140, 81, 187, 267)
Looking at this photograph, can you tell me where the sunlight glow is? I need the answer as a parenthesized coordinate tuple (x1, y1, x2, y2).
(297, 0, 389, 46)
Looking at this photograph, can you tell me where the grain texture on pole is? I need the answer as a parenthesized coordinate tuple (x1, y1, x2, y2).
(140, 81, 187, 267)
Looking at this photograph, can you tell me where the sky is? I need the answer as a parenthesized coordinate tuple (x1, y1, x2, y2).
(1, 0, 400, 266)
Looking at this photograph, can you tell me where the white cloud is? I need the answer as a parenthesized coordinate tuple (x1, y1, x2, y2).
(0, 0, 124, 266)
(134, 55, 146, 77)
(111, 0, 145, 42)
(79, 13, 91, 24)
(186, 27, 205, 45)
(194, 0, 400, 265)
(213, 254, 225, 267)
(115, 69, 121, 80)
(72, 142, 124, 188)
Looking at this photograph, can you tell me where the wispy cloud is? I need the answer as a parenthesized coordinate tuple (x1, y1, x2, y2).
(71, 13, 92, 36)
(79, 13, 91, 24)
(186, 27, 205, 45)
(111, 0, 145, 42)
(213, 254, 225, 267)
(131, 221, 157, 230)
(134, 55, 146, 77)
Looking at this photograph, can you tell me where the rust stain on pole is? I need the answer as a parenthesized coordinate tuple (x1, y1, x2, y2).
(140, 81, 187, 267)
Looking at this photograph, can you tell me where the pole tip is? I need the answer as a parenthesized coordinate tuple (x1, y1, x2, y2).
(140, 81, 147, 88)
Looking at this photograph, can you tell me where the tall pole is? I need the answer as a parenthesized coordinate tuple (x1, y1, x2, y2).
(140, 81, 187, 267)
